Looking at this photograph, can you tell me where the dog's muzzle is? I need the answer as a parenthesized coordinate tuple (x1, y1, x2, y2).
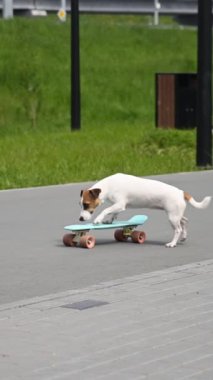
(79, 210, 93, 222)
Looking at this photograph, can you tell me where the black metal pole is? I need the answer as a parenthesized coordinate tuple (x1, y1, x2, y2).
(71, 0, 81, 130)
(196, 0, 212, 166)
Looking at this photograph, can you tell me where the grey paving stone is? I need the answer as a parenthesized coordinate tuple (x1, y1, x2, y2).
(0, 260, 213, 379)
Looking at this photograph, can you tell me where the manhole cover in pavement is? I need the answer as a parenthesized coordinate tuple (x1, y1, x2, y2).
(61, 299, 109, 310)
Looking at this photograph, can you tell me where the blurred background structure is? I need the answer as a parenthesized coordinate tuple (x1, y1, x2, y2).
(0, 1, 202, 21)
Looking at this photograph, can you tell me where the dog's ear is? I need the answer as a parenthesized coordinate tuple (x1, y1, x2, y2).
(89, 188, 101, 199)
(80, 190, 83, 197)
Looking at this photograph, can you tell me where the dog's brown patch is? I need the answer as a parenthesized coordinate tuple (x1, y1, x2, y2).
(184, 191, 192, 202)
(80, 189, 101, 212)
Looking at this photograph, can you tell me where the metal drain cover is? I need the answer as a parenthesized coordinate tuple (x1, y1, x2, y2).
(61, 299, 109, 310)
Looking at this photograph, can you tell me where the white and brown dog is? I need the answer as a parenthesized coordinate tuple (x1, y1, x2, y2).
(79, 173, 211, 247)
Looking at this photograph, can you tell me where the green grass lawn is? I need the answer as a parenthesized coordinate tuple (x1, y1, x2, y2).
(0, 14, 204, 189)
(0, 127, 196, 189)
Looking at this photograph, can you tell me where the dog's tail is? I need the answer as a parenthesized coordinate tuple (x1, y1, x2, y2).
(184, 192, 212, 209)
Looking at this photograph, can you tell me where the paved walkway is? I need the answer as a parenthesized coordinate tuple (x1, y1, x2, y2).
(1, 259, 213, 379)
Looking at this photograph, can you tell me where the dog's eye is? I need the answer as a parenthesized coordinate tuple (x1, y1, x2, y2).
(83, 203, 90, 210)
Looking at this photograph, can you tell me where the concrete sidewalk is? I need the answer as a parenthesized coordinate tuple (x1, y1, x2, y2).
(1, 259, 213, 380)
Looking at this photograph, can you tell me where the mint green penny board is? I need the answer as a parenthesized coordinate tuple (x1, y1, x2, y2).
(63, 215, 148, 249)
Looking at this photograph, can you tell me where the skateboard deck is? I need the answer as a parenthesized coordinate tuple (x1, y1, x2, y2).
(63, 214, 148, 249)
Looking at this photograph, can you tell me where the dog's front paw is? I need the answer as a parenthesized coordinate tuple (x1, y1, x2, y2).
(93, 216, 103, 224)
(103, 216, 116, 224)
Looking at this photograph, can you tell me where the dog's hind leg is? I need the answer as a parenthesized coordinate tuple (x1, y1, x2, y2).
(166, 223, 182, 248)
(180, 216, 188, 242)
(165, 200, 187, 248)
(166, 211, 184, 248)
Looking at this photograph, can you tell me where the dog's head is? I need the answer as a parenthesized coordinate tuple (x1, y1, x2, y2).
(79, 188, 101, 221)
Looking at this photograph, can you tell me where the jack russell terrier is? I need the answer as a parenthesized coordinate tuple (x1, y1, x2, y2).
(79, 173, 211, 248)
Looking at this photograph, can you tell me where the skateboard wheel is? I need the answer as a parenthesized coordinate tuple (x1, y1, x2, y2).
(131, 230, 146, 244)
(114, 229, 128, 242)
(80, 235, 96, 249)
(63, 233, 77, 247)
